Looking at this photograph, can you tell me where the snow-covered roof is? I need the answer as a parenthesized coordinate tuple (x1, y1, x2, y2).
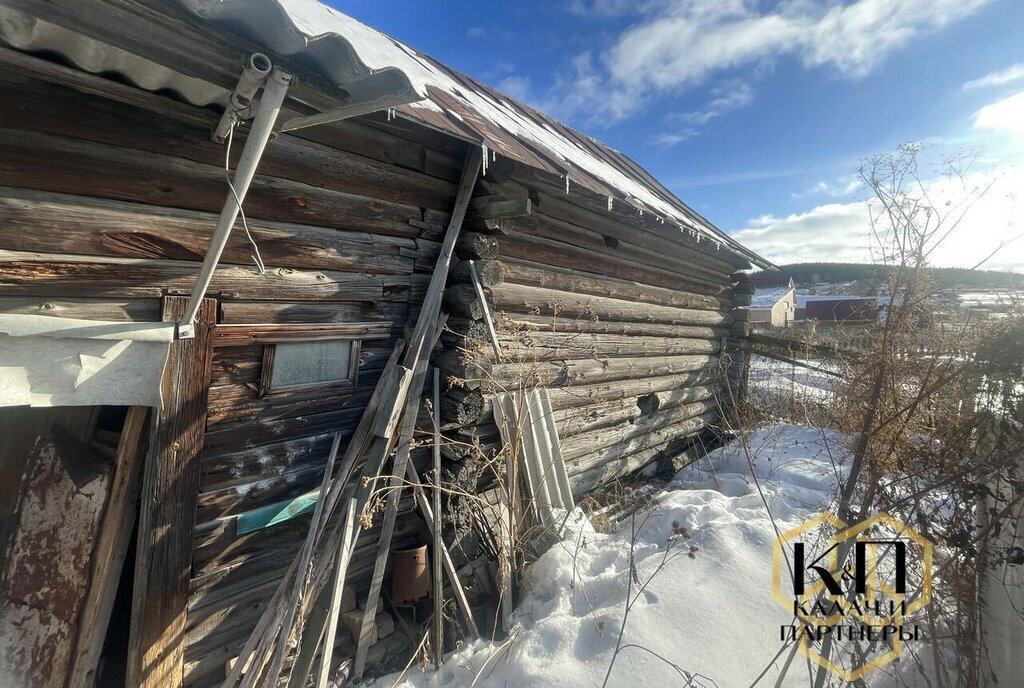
(173, 0, 769, 269)
(750, 287, 793, 309)
(795, 294, 876, 308)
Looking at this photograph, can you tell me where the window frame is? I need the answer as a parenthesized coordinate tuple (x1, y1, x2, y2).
(212, 322, 392, 400)
(258, 338, 361, 398)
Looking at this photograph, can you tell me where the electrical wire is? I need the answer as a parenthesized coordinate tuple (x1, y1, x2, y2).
(225, 120, 267, 274)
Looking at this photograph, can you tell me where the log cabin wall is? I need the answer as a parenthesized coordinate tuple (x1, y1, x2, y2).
(439, 181, 752, 498)
(0, 59, 469, 687)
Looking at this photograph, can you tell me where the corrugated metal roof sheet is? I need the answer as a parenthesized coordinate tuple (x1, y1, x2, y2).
(172, 0, 767, 268)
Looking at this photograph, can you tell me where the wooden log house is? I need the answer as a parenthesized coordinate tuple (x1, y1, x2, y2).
(0, 1, 769, 687)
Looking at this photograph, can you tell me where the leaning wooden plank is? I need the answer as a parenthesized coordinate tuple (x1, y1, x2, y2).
(263, 433, 343, 685)
(467, 259, 502, 359)
(431, 368, 444, 668)
(352, 149, 481, 679)
(68, 406, 148, 688)
(352, 326, 436, 679)
(314, 497, 358, 688)
(127, 297, 216, 688)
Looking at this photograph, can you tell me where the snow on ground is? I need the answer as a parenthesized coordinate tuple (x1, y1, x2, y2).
(747, 355, 838, 409)
(367, 425, 868, 688)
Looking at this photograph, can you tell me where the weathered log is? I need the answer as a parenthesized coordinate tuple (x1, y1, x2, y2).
(452, 330, 721, 362)
(448, 353, 718, 390)
(521, 188, 750, 271)
(450, 258, 503, 286)
(561, 401, 717, 463)
(440, 368, 728, 427)
(512, 211, 735, 282)
(218, 301, 407, 326)
(554, 385, 718, 438)
(500, 258, 731, 311)
(496, 232, 729, 296)
(455, 232, 499, 260)
(488, 283, 733, 326)
(565, 411, 718, 477)
(0, 296, 159, 321)
(454, 313, 729, 340)
(0, 187, 416, 275)
(0, 128, 421, 238)
(569, 429, 712, 496)
(0, 80, 459, 212)
(0, 250, 385, 302)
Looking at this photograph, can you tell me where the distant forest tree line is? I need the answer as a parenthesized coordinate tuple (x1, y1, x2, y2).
(768, 262, 1023, 289)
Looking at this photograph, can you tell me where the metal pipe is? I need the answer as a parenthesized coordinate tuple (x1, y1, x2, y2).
(179, 67, 292, 334)
(212, 53, 273, 143)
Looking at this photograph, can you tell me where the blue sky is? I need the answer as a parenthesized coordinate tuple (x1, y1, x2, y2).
(332, 0, 1024, 270)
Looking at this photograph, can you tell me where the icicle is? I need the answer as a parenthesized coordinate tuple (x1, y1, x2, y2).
(564, 174, 570, 194)
(481, 144, 489, 176)
(607, 196, 613, 212)
(386, 107, 395, 122)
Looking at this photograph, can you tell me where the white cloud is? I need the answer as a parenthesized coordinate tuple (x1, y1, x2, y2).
(963, 63, 1024, 91)
(495, 75, 533, 102)
(792, 176, 864, 199)
(466, 26, 488, 39)
(973, 90, 1024, 136)
(733, 165, 1024, 270)
(557, 0, 993, 122)
(674, 80, 753, 125)
(651, 80, 752, 146)
(650, 129, 698, 146)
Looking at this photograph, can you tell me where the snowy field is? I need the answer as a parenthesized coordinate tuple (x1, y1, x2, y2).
(366, 425, 931, 688)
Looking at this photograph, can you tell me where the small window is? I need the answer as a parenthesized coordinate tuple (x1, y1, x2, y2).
(269, 340, 354, 388)
(260, 339, 360, 397)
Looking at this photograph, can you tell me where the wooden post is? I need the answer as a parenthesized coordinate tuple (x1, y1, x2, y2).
(431, 367, 444, 667)
(127, 296, 216, 688)
(69, 406, 149, 688)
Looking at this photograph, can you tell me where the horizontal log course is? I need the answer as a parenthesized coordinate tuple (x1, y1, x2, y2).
(0, 187, 416, 275)
(0, 80, 459, 211)
(442, 353, 718, 390)
(474, 314, 730, 339)
(569, 429, 712, 496)
(0, 296, 160, 321)
(448, 282, 733, 327)
(496, 232, 729, 296)
(440, 368, 730, 427)
(561, 400, 717, 463)
(500, 258, 732, 311)
(520, 187, 750, 271)
(452, 330, 721, 362)
(554, 385, 719, 438)
(565, 411, 718, 477)
(0, 128, 422, 238)
(218, 301, 408, 326)
(511, 211, 736, 282)
(0, 249, 385, 301)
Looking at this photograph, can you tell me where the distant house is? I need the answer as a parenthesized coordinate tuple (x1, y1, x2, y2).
(797, 295, 879, 325)
(749, 277, 796, 327)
